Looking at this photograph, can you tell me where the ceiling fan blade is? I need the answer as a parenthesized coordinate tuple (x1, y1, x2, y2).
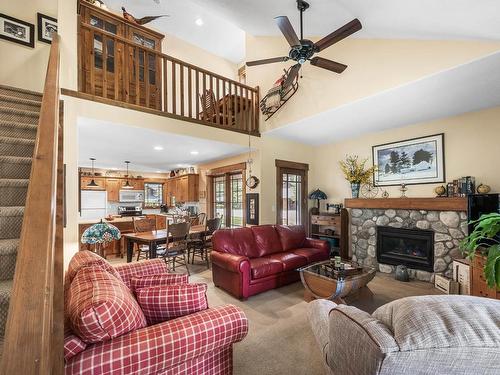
(314, 18, 362, 52)
(274, 16, 301, 47)
(310, 57, 347, 74)
(283, 64, 301, 88)
(246, 57, 289, 66)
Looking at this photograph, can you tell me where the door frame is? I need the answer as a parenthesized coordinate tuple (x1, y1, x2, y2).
(275, 159, 309, 227)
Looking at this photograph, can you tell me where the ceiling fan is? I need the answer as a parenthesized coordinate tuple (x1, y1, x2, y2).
(246, 0, 362, 85)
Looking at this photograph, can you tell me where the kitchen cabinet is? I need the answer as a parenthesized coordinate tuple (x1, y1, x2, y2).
(120, 178, 144, 190)
(81, 176, 106, 190)
(106, 178, 121, 202)
(168, 174, 199, 203)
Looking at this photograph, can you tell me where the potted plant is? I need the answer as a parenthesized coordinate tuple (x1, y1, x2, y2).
(339, 155, 377, 198)
(461, 213, 500, 289)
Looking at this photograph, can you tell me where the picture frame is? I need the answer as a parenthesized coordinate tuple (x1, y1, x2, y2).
(37, 13, 57, 44)
(372, 133, 445, 186)
(246, 193, 259, 225)
(0, 13, 34, 48)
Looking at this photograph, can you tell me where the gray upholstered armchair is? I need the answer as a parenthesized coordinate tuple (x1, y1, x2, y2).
(308, 295, 500, 375)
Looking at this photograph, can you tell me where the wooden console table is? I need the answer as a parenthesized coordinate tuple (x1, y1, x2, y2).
(309, 209, 349, 259)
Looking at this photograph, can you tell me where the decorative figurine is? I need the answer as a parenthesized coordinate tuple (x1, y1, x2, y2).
(400, 183, 408, 198)
(122, 7, 169, 25)
(434, 185, 447, 197)
(361, 183, 379, 198)
(382, 190, 389, 198)
(477, 184, 491, 194)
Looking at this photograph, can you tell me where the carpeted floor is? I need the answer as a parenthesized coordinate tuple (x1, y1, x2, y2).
(109, 257, 442, 375)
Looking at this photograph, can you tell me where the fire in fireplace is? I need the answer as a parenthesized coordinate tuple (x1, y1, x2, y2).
(376, 226, 434, 272)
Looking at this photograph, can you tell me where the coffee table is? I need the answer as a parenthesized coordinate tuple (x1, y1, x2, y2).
(299, 260, 376, 304)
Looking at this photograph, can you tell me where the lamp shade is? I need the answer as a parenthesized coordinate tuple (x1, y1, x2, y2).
(309, 189, 327, 200)
(81, 220, 121, 245)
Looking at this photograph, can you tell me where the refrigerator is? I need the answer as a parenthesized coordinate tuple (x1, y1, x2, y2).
(81, 190, 108, 220)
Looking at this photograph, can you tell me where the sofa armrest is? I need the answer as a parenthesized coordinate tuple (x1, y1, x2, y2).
(114, 259, 171, 289)
(211, 251, 250, 273)
(304, 238, 330, 254)
(65, 304, 248, 374)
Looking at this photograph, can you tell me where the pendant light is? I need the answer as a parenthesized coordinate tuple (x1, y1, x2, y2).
(87, 158, 99, 187)
(123, 161, 133, 189)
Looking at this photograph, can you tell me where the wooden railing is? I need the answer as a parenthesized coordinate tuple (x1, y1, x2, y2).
(78, 22, 260, 136)
(0, 34, 64, 374)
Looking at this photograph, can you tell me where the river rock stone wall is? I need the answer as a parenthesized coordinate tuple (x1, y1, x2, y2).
(350, 208, 468, 281)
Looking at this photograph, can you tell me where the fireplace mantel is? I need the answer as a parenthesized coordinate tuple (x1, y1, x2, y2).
(344, 197, 467, 212)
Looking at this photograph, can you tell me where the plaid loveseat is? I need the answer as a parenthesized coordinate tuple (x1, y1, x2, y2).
(308, 295, 500, 375)
(64, 251, 248, 374)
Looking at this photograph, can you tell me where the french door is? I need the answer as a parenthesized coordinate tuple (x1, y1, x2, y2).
(276, 160, 309, 227)
(212, 171, 245, 228)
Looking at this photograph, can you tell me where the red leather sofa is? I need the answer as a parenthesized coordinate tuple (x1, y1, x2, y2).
(211, 225, 330, 299)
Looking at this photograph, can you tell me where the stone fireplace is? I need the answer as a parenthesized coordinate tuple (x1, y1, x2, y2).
(348, 201, 468, 281)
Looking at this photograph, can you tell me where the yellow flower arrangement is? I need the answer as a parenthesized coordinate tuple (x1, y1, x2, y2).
(339, 155, 377, 184)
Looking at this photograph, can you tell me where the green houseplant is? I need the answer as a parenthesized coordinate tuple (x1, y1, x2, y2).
(339, 155, 376, 198)
(460, 213, 500, 289)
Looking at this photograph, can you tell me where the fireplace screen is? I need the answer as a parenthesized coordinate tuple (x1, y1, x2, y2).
(376, 226, 434, 272)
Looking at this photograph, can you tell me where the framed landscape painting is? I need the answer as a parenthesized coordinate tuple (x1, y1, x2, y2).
(372, 133, 445, 186)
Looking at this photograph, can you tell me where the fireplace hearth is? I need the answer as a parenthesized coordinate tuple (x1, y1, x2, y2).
(376, 226, 434, 272)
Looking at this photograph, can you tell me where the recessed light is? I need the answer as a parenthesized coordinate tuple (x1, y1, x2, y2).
(156, 170, 162, 173)
(195, 18, 203, 26)
(190, 150, 199, 155)
(154, 146, 164, 151)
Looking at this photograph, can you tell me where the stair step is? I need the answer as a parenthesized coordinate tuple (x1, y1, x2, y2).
(0, 239, 18, 281)
(0, 85, 42, 102)
(0, 207, 24, 240)
(0, 156, 32, 179)
(0, 280, 12, 338)
(0, 94, 41, 111)
(0, 137, 35, 158)
(0, 179, 29, 207)
(0, 120, 38, 139)
(0, 106, 39, 126)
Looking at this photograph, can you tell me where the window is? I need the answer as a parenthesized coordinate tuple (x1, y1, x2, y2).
(230, 174, 243, 227)
(276, 160, 308, 226)
(144, 183, 163, 207)
(213, 175, 226, 222)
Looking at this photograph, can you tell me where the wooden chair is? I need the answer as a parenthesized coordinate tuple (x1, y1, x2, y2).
(197, 213, 206, 226)
(198, 89, 235, 125)
(132, 217, 166, 261)
(188, 217, 221, 269)
(158, 222, 190, 275)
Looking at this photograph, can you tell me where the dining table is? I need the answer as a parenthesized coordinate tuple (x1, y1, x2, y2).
(123, 224, 206, 263)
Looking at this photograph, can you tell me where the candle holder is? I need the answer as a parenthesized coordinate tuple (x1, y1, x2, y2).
(400, 183, 408, 198)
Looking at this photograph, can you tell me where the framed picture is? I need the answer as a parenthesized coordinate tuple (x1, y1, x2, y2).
(246, 193, 259, 225)
(372, 133, 445, 186)
(37, 13, 57, 44)
(0, 13, 34, 48)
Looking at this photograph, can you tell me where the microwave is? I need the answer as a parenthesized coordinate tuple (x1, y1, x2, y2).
(119, 190, 144, 203)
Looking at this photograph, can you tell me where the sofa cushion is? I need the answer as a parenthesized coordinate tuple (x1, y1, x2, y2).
(292, 247, 329, 263)
(249, 257, 283, 279)
(136, 283, 208, 325)
(268, 252, 308, 271)
(373, 295, 500, 351)
(66, 267, 147, 344)
(130, 273, 189, 293)
(276, 225, 306, 251)
(251, 225, 283, 256)
(64, 333, 87, 361)
(66, 250, 122, 285)
(212, 227, 260, 258)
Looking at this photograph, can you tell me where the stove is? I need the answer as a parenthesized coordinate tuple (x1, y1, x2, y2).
(118, 206, 143, 217)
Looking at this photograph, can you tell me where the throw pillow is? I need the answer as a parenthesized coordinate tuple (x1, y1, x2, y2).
(66, 267, 147, 343)
(136, 283, 208, 325)
(130, 273, 189, 293)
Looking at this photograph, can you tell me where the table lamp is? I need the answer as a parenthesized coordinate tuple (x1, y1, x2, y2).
(309, 189, 327, 214)
(81, 220, 121, 258)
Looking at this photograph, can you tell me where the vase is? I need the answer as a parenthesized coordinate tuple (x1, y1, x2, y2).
(351, 182, 361, 198)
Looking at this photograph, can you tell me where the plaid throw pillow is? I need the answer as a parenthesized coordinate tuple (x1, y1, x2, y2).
(136, 283, 209, 325)
(64, 333, 87, 361)
(130, 273, 189, 293)
(66, 267, 147, 343)
(66, 250, 122, 285)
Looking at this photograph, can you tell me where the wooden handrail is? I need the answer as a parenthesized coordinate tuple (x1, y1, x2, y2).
(79, 21, 260, 135)
(0, 34, 64, 374)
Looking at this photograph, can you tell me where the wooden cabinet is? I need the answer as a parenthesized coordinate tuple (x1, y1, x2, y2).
(470, 252, 500, 300)
(310, 209, 349, 259)
(123, 178, 144, 190)
(106, 178, 121, 201)
(81, 176, 106, 190)
(164, 174, 199, 204)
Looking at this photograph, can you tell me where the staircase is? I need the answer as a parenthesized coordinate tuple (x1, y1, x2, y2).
(0, 84, 41, 352)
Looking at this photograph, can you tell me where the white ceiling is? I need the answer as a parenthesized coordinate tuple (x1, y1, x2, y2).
(265, 51, 500, 145)
(193, 0, 500, 41)
(78, 119, 248, 172)
(105, 0, 246, 62)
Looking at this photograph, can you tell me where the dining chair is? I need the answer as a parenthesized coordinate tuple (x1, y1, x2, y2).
(188, 217, 221, 269)
(132, 217, 156, 261)
(159, 221, 191, 275)
(197, 213, 206, 226)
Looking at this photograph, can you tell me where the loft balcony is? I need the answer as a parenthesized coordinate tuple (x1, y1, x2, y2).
(71, 1, 260, 136)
